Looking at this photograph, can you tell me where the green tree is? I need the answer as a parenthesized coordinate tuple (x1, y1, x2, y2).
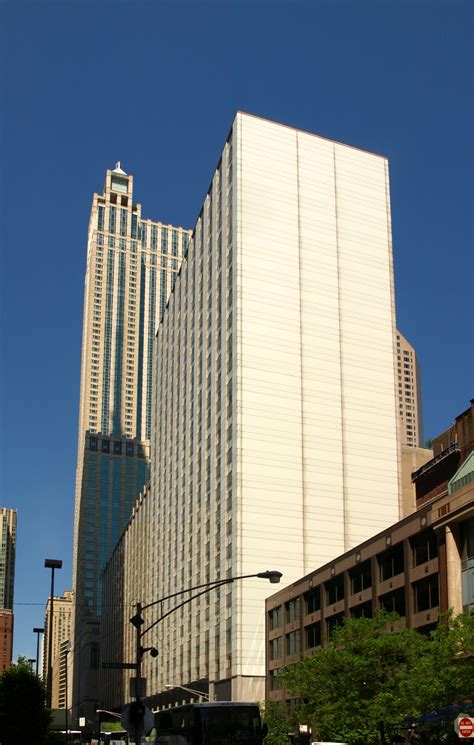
(404, 612, 474, 743)
(279, 611, 473, 745)
(0, 656, 51, 745)
(261, 699, 293, 745)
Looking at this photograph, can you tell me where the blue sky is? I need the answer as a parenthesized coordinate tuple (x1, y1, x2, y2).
(1, 0, 472, 660)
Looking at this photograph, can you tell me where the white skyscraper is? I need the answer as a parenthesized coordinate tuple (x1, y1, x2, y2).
(138, 112, 402, 703)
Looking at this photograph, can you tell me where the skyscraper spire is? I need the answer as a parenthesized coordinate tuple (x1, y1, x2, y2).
(113, 161, 127, 175)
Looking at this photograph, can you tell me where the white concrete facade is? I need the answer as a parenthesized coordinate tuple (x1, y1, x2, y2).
(143, 113, 402, 703)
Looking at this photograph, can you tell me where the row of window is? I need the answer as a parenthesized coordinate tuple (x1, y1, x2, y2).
(270, 574, 440, 662)
(269, 532, 438, 630)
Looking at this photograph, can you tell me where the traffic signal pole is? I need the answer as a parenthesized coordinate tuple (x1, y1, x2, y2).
(134, 601, 143, 744)
(128, 572, 282, 741)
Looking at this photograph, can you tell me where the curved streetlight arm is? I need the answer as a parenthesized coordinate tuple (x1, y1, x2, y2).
(165, 684, 210, 701)
(142, 581, 230, 638)
(140, 571, 282, 614)
(140, 578, 231, 613)
(96, 709, 121, 720)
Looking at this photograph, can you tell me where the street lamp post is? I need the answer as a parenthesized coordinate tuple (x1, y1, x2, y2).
(64, 642, 71, 745)
(129, 570, 282, 741)
(44, 559, 62, 709)
(33, 627, 44, 677)
(28, 658, 36, 670)
(165, 683, 211, 702)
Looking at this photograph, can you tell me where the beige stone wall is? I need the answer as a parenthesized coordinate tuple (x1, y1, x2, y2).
(400, 445, 433, 516)
(43, 590, 73, 692)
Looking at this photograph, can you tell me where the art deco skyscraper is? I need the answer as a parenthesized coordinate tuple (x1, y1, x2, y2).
(100, 113, 403, 708)
(71, 163, 190, 720)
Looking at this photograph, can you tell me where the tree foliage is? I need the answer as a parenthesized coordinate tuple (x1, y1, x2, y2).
(261, 700, 294, 745)
(0, 656, 51, 745)
(275, 611, 473, 745)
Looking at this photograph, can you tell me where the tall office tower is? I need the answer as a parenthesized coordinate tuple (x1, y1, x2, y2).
(394, 332, 430, 516)
(139, 112, 402, 704)
(72, 162, 191, 721)
(0, 508, 17, 611)
(396, 332, 424, 447)
(43, 590, 73, 707)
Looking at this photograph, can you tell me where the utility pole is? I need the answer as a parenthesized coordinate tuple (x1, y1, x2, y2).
(128, 571, 282, 740)
(44, 559, 62, 709)
(134, 601, 143, 744)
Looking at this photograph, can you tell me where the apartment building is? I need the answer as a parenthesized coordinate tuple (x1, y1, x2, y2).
(43, 590, 73, 708)
(396, 332, 423, 447)
(101, 112, 403, 709)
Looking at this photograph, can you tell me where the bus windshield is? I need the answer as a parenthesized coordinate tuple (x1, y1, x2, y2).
(154, 703, 265, 745)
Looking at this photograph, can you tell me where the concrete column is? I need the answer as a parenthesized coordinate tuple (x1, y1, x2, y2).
(445, 524, 462, 614)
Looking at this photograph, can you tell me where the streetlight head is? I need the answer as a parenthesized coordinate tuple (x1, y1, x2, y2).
(150, 647, 159, 658)
(257, 570, 283, 584)
(44, 559, 62, 569)
(33, 627, 45, 634)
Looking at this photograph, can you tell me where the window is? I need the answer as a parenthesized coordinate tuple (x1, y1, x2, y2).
(351, 601, 372, 619)
(411, 530, 438, 566)
(286, 630, 300, 655)
(379, 587, 405, 615)
(111, 176, 128, 194)
(269, 669, 281, 690)
(413, 575, 439, 612)
(326, 574, 344, 605)
(286, 598, 300, 623)
(379, 544, 404, 581)
(268, 606, 283, 630)
(350, 560, 372, 594)
(269, 636, 283, 660)
(97, 205, 104, 231)
(120, 209, 127, 236)
(326, 612, 344, 636)
(304, 587, 321, 614)
(305, 622, 321, 649)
